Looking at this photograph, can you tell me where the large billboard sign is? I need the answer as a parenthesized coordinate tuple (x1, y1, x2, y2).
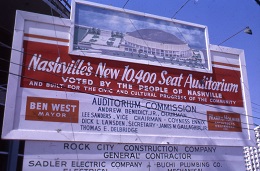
(23, 141, 245, 171)
(69, 0, 212, 73)
(1, 10, 254, 146)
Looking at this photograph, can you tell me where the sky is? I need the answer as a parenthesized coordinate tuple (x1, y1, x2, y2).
(70, 0, 260, 126)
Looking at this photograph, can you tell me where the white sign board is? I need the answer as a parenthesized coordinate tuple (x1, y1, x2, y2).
(23, 141, 246, 171)
(1, 10, 255, 146)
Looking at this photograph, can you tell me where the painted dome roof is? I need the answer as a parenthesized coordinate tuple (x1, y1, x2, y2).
(126, 29, 185, 45)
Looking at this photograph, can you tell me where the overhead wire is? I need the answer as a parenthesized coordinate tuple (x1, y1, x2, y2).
(252, 102, 260, 107)
(123, 0, 130, 9)
(172, 0, 191, 19)
(216, 45, 260, 121)
(51, 5, 80, 142)
(120, 9, 168, 67)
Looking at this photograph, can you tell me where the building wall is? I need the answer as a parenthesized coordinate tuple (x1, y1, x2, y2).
(0, 1, 66, 170)
(244, 126, 260, 171)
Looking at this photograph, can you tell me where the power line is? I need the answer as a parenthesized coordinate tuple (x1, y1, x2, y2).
(172, 0, 191, 19)
(252, 101, 260, 107)
(123, 0, 130, 9)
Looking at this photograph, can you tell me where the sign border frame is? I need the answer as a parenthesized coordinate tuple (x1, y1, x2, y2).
(1, 10, 255, 147)
(69, 0, 213, 73)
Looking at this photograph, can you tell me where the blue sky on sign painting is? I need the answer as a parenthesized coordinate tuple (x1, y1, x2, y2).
(71, 0, 260, 125)
(75, 4, 207, 49)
